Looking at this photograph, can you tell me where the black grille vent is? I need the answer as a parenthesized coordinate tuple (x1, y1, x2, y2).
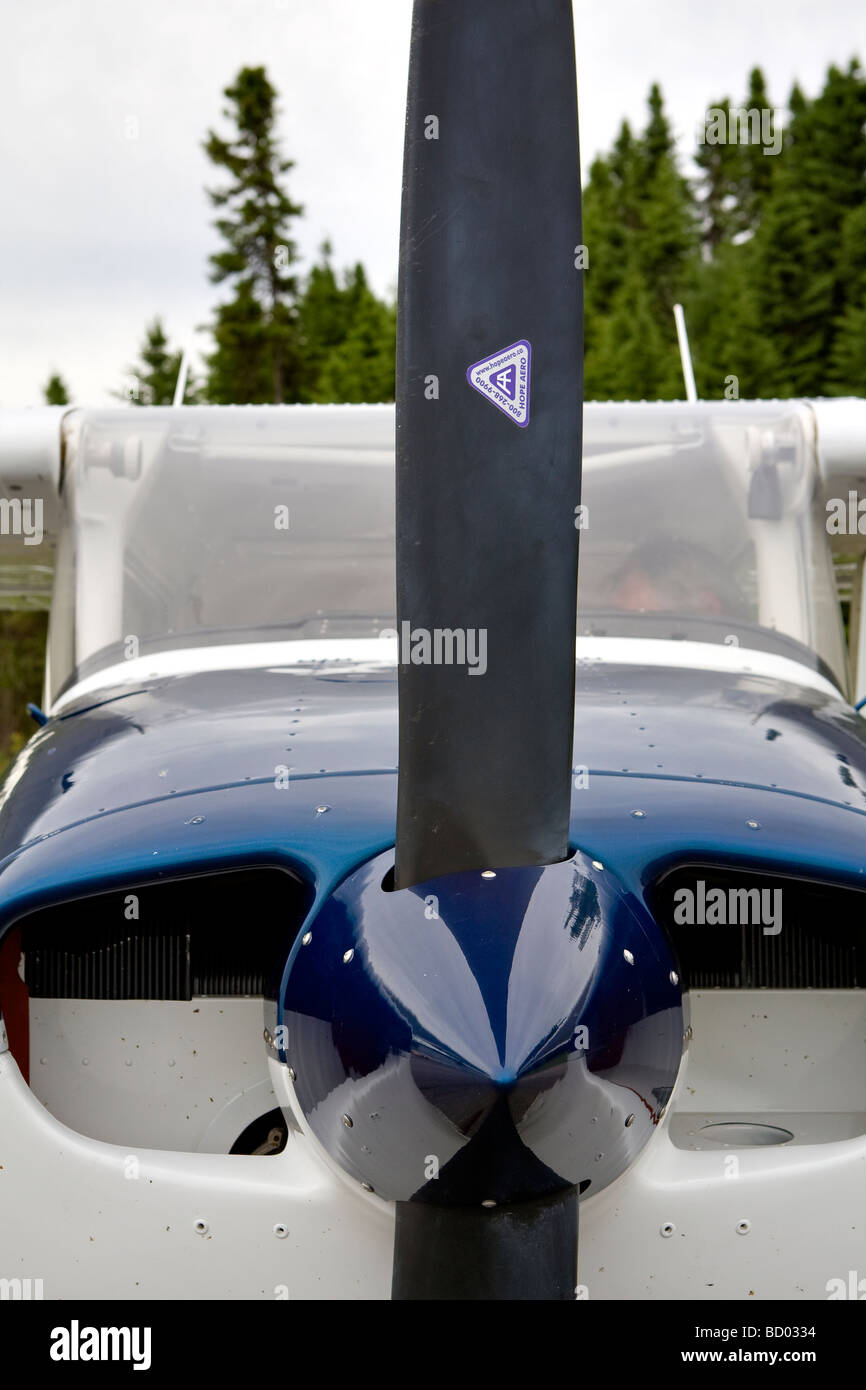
(20, 868, 310, 1000)
(651, 866, 865, 989)
(744, 918, 857, 989)
(28, 931, 191, 1000)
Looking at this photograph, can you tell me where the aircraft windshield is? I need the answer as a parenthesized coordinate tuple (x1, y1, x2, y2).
(47, 401, 847, 702)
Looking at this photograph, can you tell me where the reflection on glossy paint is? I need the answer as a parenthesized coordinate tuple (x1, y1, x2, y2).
(281, 850, 684, 1205)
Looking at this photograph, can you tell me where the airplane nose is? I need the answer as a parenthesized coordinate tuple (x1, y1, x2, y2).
(280, 849, 684, 1206)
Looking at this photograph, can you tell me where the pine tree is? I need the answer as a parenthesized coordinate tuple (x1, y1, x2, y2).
(203, 66, 303, 403)
(43, 373, 69, 405)
(695, 71, 779, 250)
(116, 318, 189, 405)
(686, 240, 779, 398)
(313, 266, 396, 403)
(583, 123, 641, 323)
(830, 201, 866, 393)
(749, 63, 866, 395)
(639, 154, 698, 326)
(643, 83, 674, 181)
(296, 247, 396, 403)
(694, 96, 739, 249)
(583, 88, 697, 398)
(688, 61, 866, 398)
(296, 241, 353, 398)
(737, 68, 777, 232)
(206, 282, 272, 404)
(830, 292, 866, 394)
(585, 264, 682, 400)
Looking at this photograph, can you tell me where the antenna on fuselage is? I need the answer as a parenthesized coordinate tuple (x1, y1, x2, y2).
(173, 348, 190, 407)
(673, 303, 698, 403)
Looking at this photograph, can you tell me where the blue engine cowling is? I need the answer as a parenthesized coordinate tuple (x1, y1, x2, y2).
(280, 849, 684, 1205)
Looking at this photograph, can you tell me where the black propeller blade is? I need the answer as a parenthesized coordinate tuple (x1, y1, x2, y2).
(392, 0, 584, 1299)
(395, 0, 583, 892)
(392, 1189, 579, 1302)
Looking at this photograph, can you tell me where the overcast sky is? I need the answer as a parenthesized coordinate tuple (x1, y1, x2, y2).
(2, 0, 865, 406)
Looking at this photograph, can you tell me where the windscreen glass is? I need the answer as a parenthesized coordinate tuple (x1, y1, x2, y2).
(48, 402, 847, 701)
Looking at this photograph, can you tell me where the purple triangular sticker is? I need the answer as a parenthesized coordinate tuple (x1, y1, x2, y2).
(467, 340, 531, 426)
